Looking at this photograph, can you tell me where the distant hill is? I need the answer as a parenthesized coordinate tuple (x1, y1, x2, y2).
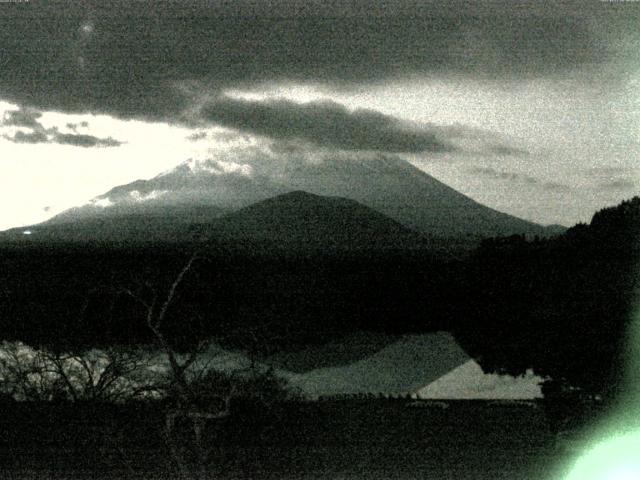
(199, 190, 423, 250)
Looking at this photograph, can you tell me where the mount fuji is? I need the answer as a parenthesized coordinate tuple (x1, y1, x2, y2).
(2, 154, 562, 243)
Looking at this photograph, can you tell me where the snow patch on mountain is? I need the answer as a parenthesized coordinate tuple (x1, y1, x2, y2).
(170, 157, 254, 177)
(129, 189, 168, 202)
(91, 197, 114, 208)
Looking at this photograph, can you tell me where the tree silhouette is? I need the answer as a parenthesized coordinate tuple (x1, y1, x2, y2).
(454, 196, 640, 404)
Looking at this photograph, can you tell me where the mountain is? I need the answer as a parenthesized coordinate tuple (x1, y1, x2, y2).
(285, 332, 471, 397)
(0, 190, 423, 249)
(274, 154, 558, 238)
(0, 207, 226, 243)
(2, 155, 561, 242)
(415, 360, 543, 400)
(200, 190, 422, 249)
(51, 160, 287, 223)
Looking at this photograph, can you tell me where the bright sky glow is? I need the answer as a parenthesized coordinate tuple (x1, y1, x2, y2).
(0, 101, 197, 230)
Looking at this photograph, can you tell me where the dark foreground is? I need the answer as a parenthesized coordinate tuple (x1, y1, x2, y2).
(0, 399, 594, 480)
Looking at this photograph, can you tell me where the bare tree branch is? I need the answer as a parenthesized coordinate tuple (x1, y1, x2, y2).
(157, 252, 199, 329)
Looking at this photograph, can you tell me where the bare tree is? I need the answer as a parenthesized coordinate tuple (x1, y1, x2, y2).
(45, 347, 157, 402)
(123, 253, 201, 396)
(0, 341, 155, 402)
(122, 252, 237, 479)
(118, 251, 304, 479)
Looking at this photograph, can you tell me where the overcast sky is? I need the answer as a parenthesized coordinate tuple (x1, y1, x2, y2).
(0, 0, 638, 231)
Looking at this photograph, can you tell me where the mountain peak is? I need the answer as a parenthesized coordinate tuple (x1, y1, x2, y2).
(278, 190, 320, 199)
(3, 152, 561, 243)
(74, 153, 558, 238)
(200, 190, 419, 250)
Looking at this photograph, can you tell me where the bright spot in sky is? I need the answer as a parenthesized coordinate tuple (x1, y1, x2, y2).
(565, 432, 640, 480)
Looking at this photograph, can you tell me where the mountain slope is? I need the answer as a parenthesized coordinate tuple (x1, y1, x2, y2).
(46, 161, 289, 226)
(3, 154, 561, 241)
(277, 154, 553, 237)
(416, 360, 543, 400)
(0, 190, 423, 249)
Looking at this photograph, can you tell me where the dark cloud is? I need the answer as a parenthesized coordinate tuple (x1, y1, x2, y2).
(2, 109, 43, 129)
(588, 166, 630, 176)
(488, 145, 530, 157)
(4, 130, 49, 144)
(585, 168, 637, 192)
(471, 166, 536, 183)
(542, 182, 571, 193)
(201, 97, 449, 153)
(428, 125, 531, 157)
(186, 131, 208, 141)
(471, 166, 571, 192)
(3, 129, 123, 148)
(0, 2, 635, 120)
(53, 133, 123, 148)
(65, 121, 89, 132)
(598, 179, 637, 191)
(1, 107, 123, 147)
(586, 166, 637, 181)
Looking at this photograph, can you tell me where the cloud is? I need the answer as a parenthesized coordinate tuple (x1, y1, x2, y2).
(3, 129, 123, 148)
(1, 107, 123, 148)
(186, 131, 208, 142)
(471, 166, 537, 183)
(0, 2, 633, 120)
(2, 109, 43, 129)
(488, 145, 530, 157)
(470, 166, 571, 192)
(424, 124, 530, 158)
(128, 190, 168, 202)
(65, 121, 89, 132)
(53, 133, 123, 148)
(542, 182, 572, 193)
(5, 130, 49, 144)
(200, 97, 450, 153)
(598, 179, 637, 191)
(587, 166, 631, 176)
(585, 167, 638, 192)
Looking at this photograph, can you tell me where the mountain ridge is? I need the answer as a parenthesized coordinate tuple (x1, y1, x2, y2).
(0, 190, 426, 251)
(2, 155, 564, 242)
(199, 190, 422, 249)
